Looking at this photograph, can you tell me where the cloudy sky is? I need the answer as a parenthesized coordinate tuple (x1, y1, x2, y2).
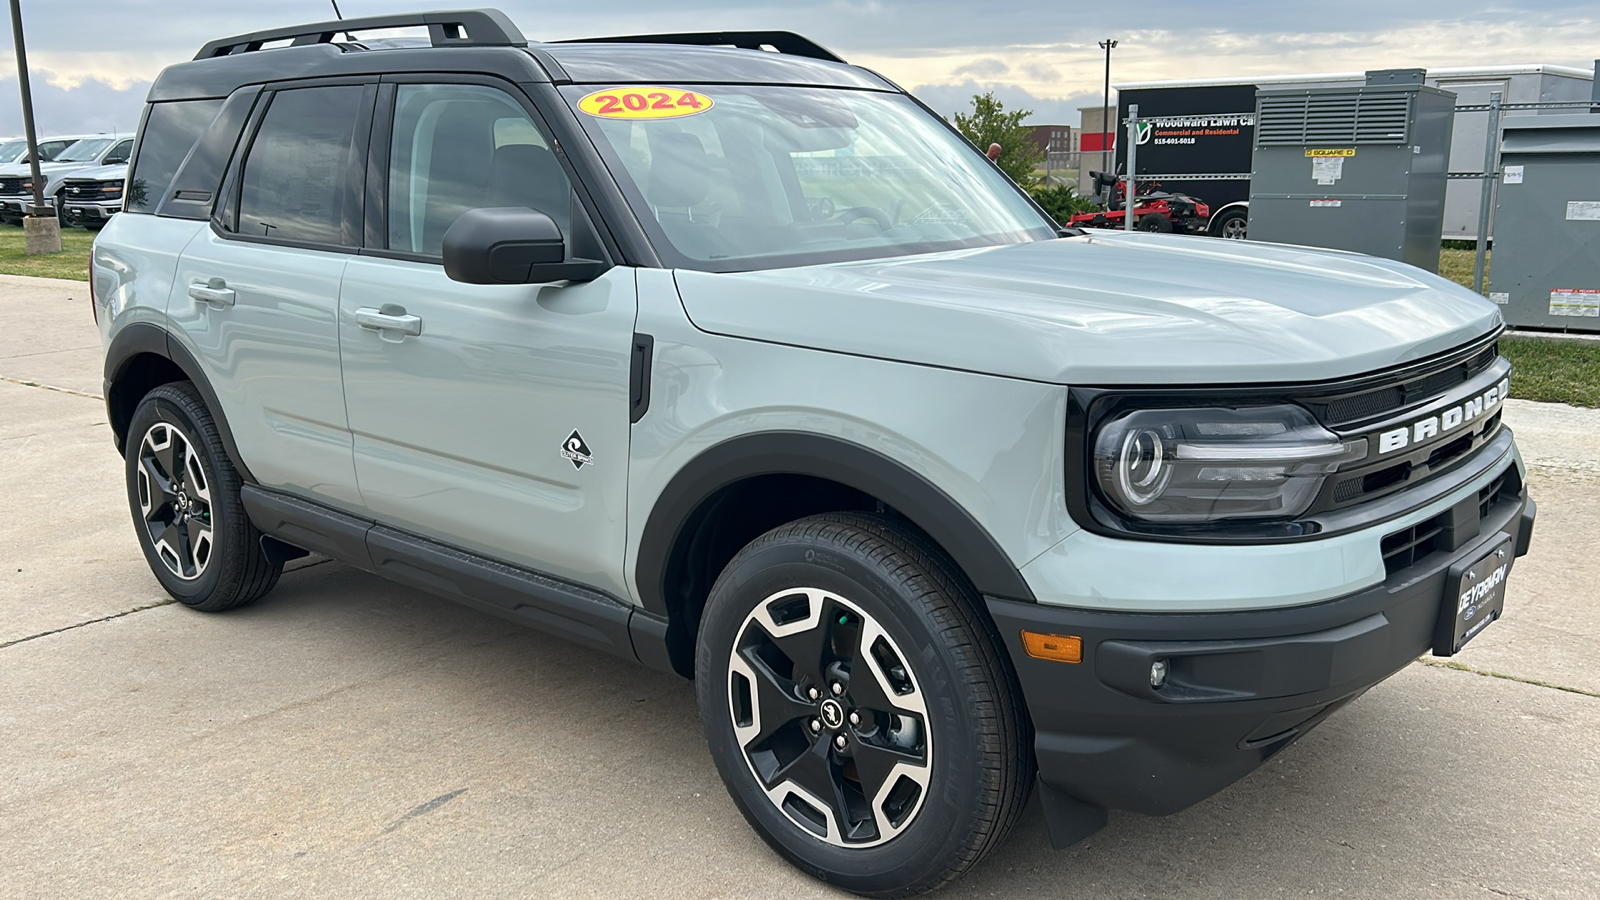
(2, 0, 1596, 135)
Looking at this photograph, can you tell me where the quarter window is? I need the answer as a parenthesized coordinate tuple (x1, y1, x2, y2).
(237, 86, 365, 244)
(387, 83, 570, 256)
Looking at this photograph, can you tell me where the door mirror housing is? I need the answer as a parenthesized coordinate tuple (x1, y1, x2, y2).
(441, 207, 606, 285)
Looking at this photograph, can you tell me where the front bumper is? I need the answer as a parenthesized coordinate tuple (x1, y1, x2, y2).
(988, 453, 1534, 830)
(62, 202, 120, 225)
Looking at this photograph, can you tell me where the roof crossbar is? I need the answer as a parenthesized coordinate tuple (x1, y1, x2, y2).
(559, 31, 845, 64)
(194, 8, 526, 60)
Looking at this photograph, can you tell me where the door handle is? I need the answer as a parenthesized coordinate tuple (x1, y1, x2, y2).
(355, 306, 424, 337)
(188, 277, 236, 308)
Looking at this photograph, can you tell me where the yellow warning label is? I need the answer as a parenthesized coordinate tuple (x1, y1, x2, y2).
(577, 87, 713, 120)
(1305, 148, 1357, 157)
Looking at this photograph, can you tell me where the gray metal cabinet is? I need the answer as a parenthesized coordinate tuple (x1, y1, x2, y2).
(1248, 71, 1455, 271)
(1488, 115, 1600, 333)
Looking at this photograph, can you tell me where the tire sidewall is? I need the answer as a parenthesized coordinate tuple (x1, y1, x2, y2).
(697, 532, 996, 892)
(124, 389, 232, 605)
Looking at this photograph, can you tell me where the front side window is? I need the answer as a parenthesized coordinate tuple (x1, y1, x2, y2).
(237, 85, 364, 244)
(57, 138, 115, 162)
(387, 83, 570, 256)
(37, 140, 73, 161)
(104, 139, 133, 165)
(125, 99, 223, 213)
(563, 85, 1053, 271)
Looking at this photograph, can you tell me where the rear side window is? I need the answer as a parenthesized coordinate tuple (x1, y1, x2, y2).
(237, 86, 364, 245)
(126, 100, 223, 213)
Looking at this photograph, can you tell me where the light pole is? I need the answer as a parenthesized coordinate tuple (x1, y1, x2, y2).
(1098, 38, 1117, 177)
(8, 0, 60, 254)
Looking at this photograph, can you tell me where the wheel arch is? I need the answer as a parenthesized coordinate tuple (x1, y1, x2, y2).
(1207, 201, 1249, 233)
(104, 322, 255, 482)
(636, 431, 1036, 677)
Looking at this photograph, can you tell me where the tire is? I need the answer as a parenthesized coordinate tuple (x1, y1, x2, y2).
(696, 513, 1031, 897)
(124, 382, 281, 611)
(1136, 212, 1173, 233)
(1211, 208, 1248, 240)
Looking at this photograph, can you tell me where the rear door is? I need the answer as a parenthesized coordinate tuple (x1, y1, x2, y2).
(169, 80, 375, 510)
(337, 78, 637, 597)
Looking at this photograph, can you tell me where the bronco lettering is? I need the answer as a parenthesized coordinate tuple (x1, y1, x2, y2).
(1377, 378, 1509, 455)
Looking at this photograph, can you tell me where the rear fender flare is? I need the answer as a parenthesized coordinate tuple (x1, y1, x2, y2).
(103, 321, 254, 482)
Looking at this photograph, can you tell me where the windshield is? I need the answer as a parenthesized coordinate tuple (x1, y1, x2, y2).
(0, 140, 25, 163)
(563, 85, 1054, 271)
(56, 138, 114, 162)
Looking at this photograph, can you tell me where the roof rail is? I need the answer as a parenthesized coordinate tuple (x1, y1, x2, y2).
(559, 31, 845, 64)
(194, 8, 525, 60)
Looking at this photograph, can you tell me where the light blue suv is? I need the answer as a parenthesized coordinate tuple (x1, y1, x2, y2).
(95, 9, 1535, 896)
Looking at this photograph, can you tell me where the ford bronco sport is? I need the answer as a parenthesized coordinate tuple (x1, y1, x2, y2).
(95, 10, 1536, 896)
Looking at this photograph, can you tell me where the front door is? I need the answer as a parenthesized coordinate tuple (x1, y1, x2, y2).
(338, 80, 637, 598)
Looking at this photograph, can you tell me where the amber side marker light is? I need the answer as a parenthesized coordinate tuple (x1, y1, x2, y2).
(1021, 631, 1083, 663)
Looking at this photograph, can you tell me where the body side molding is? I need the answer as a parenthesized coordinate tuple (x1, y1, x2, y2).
(241, 485, 659, 668)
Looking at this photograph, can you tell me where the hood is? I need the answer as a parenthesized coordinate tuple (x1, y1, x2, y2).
(672, 232, 1504, 385)
(62, 163, 128, 182)
(0, 160, 92, 178)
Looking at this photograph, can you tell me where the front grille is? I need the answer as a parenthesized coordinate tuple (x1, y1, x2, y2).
(1380, 467, 1518, 576)
(1302, 341, 1499, 430)
(0, 176, 24, 196)
(62, 180, 120, 203)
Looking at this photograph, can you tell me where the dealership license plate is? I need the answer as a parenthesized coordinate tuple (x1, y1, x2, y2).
(1437, 534, 1513, 656)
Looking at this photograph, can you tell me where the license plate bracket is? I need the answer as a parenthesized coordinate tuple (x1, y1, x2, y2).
(1433, 532, 1513, 656)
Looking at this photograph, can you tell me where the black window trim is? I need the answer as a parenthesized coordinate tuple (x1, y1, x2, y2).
(357, 71, 621, 269)
(211, 75, 378, 255)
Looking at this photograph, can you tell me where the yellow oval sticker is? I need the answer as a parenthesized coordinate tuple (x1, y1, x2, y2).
(577, 87, 714, 120)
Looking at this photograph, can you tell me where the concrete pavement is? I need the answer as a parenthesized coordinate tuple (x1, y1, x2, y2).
(3, 274, 1598, 898)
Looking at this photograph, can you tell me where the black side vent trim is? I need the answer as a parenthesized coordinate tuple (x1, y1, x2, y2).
(630, 333, 654, 424)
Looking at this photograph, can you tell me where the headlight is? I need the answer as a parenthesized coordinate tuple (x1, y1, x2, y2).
(1092, 405, 1367, 523)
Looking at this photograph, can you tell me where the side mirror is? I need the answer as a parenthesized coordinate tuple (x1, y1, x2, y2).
(104, 156, 128, 166)
(441, 207, 606, 285)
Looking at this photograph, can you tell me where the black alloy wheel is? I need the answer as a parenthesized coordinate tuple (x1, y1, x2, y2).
(697, 513, 1031, 897)
(125, 382, 282, 610)
(726, 585, 934, 848)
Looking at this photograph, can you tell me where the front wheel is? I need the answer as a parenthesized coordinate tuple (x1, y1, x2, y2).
(125, 382, 282, 611)
(696, 513, 1031, 897)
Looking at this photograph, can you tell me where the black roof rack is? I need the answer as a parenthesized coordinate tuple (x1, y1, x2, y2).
(194, 8, 525, 60)
(558, 31, 845, 64)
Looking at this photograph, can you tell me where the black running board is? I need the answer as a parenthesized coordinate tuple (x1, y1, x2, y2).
(240, 485, 675, 673)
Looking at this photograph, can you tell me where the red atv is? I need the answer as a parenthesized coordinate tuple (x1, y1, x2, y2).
(1068, 170, 1211, 234)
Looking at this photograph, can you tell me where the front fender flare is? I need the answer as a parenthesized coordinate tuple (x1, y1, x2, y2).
(635, 430, 1037, 619)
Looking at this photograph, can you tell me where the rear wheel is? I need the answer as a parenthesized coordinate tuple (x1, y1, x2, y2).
(1212, 208, 1248, 239)
(1136, 212, 1173, 233)
(696, 513, 1031, 897)
(125, 382, 281, 611)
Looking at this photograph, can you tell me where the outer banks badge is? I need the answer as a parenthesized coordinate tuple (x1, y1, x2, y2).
(561, 430, 594, 470)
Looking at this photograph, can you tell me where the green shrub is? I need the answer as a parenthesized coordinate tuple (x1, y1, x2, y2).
(1029, 184, 1097, 225)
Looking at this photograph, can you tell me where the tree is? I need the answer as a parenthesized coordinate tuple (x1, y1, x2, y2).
(952, 92, 1043, 188)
